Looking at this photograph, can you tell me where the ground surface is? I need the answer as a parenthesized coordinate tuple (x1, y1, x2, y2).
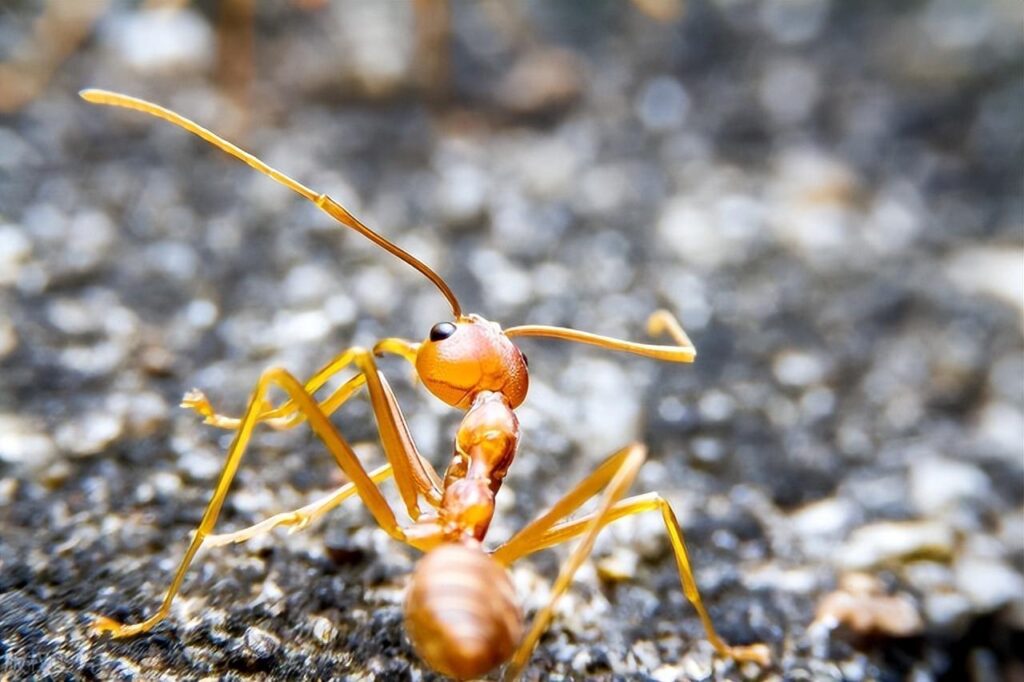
(1, 1, 1022, 680)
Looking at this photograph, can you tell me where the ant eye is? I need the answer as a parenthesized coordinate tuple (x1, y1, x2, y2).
(430, 322, 457, 342)
(520, 351, 528, 367)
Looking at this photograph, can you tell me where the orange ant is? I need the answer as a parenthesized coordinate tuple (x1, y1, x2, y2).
(81, 89, 771, 680)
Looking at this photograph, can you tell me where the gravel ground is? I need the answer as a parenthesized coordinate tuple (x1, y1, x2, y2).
(1, 1, 1022, 680)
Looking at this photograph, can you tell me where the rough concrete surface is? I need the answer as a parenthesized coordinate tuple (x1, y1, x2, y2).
(1, 1, 1022, 680)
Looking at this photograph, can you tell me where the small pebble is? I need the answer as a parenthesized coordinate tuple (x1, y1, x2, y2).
(310, 615, 337, 645)
(437, 163, 489, 227)
(759, 57, 821, 125)
(652, 663, 687, 682)
(759, 0, 830, 43)
(816, 573, 923, 637)
(636, 76, 690, 131)
(836, 521, 955, 570)
(973, 400, 1024, 458)
(945, 246, 1024, 320)
(0, 224, 32, 286)
(0, 414, 57, 466)
(909, 457, 990, 517)
(923, 591, 973, 629)
(698, 389, 735, 423)
(596, 547, 639, 582)
(0, 318, 16, 358)
(330, 0, 414, 97)
(773, 350, 827, 387)
(102, 8, 214, 73)
(495, 48, 584, 116)
(233, 626, 281, 667)
(54, 412, 125, 458)
(0, 477, 17, 506)
(790, 498, 855, 539)
(954, 557, 1024, 613)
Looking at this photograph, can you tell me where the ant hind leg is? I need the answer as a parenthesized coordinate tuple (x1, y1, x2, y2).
(495, 444, 770, 680)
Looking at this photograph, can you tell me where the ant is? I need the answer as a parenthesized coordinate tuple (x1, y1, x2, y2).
(81, 89, 771, 680)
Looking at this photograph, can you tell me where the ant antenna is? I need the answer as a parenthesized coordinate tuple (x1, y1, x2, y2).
(79, 89, 462, 318)
(505, 310, 696, 362)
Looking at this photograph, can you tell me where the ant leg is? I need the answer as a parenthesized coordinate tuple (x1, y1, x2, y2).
(182, 373, 365, 430)
(93, 367, 419, 639)
(183, 338, 420, 431)
(205, 463, 394, 547)
(503, 493, 770, 666)
(492, 443, 663, 568)
(495, 456, 770, 679)
(188, 343, 439, 514)
(499, 444, 647, 681)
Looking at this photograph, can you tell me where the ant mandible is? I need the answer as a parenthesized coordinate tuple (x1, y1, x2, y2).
(81, 89, 770, 680)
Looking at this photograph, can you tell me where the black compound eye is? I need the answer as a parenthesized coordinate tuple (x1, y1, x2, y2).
(430, 321, 457, 342)
(520, 351, 528, 368)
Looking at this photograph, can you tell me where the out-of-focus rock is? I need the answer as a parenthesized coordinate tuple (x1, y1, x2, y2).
(330, 0, 415, 98)
(759, 57, 821, 126)
(790, 498, 856, 559)
(596, 547, 639, 582)
(53, 411, 125, 458)
(954, 557, 1024, 614)
(636, 76, 690, 132)
(767, 150, 860, 264)
(972, 401, 1024, 460)
(908, 457, 990, 517)
(815, 572, 924, 637)
(773, 349, 828, 387)
(945, 247, 1024, 325)
(101, 8, 214, 74)
(0, 414, 57, 467)
(631, 0, 686, 24)
(836, 521, 955, 570)
(0, 224, 32, 287)
(0, 318, 16, 359)
(495, 48, 584, 117)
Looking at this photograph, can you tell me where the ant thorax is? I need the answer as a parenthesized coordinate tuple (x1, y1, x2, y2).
(436, 391, 521, 541)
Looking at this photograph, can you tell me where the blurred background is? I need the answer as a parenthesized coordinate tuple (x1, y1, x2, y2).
(1, 0, 1022, 679)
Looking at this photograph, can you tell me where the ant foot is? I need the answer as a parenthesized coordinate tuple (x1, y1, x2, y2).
(91, 615, 140, 638)
(180, 389, 215, 420)
(646, 309, 672, 336)
(727, 642, 771, 666)
(205, 509, 312, 547)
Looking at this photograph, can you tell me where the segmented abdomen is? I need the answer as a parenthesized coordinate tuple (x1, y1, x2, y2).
(405, 542, 522, 680)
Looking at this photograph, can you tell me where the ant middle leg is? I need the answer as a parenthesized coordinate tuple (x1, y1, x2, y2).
(494, 445, 770, 680)
(93, 367, 419, 639)
(204, 462, 394, 548)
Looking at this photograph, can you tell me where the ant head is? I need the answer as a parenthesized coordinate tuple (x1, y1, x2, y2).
(416, 315, 529, 410)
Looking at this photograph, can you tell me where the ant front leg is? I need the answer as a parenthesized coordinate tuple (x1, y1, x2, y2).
(187, 341, 438, 515)
(493, 445, 770, 681)
(183, 337, 420, 431)
(93, 365, 425, 639)
(200, 342, 440, 544)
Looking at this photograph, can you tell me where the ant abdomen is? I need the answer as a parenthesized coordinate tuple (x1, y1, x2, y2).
(405, 543, 522, 680)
